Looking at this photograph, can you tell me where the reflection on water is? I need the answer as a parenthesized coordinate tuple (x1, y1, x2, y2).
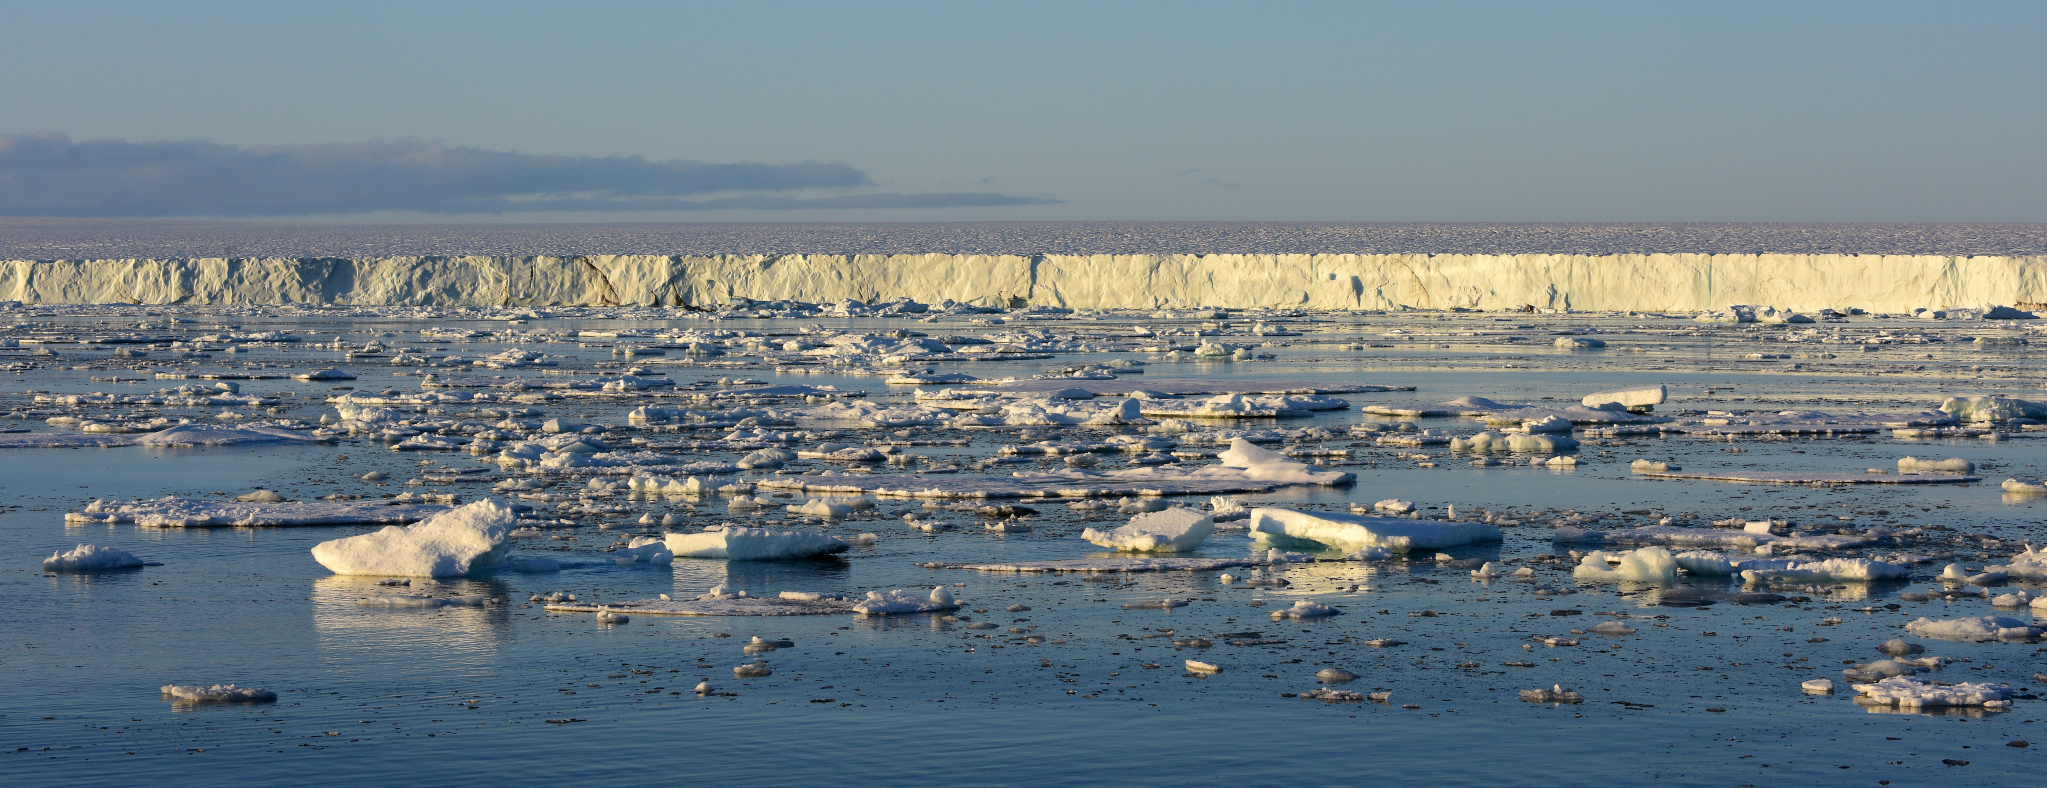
(311, 575, 516, 660)
(665, 556, 853, 597)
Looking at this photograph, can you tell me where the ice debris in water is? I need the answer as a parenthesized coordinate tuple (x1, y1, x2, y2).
(42, 544, 151, 572)
(594, 609, 630, 624)
(1590, 621, 1637, 635)
(237, 490, 286, 503)
(733, 663, 772, 678)
(1519, 685, 1584, 704)
(162, 684, 276, 703)
(1904, 616, 2043, 642)
(1802, 679, 1836, 694)
(1208, 496, 1248, 521)
(1300, 688, 1367, 702)
(1270, 600, 1341, 620)
(1316, 668, 1358, 683)
(310, 499, 515, 577)
(1898, 456, 1975, 473)
(1081, 507, 1215, 552)
(851, 587, 959, 616)
(356, 594, 491, 609)
(1877, 639, 1925, 655)
(1852, 676, 2012, 709)
(1185, 660, 1221, 673)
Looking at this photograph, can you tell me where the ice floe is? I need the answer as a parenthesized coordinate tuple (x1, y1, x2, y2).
(1246, 508, 1501, 554)
(68, 497, 449, 528)
(41, 543, 154, 572)
(309, 499, 516, 577)
(1081, 507, 1215, 552)
(663, 526, 850, 560)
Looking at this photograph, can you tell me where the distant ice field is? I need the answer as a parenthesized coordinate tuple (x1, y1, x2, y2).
(6, 220, 2047, 259)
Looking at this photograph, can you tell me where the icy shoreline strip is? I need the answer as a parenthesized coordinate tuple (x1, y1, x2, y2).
(4, 253, 2046, 311)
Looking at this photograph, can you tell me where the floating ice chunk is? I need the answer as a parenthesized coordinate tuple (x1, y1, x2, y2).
(1905, 615, 2042, 641)
(664, 527, 849, 560)
(1300, 688, 1366, 701)
(1630, 459, 1680, 473)
(1876, 639, 1925, 655)
(1802, 678, 1836, 694)
(1852, 675, 2012, 708)
(733, 663, 772, 678)
(1582, 385, 1666, 410)
(787, 499, 858, 518)
(1270, 600, 1340, 620)
(1940, 395, 2047, 423)
(851, 587, 962, 616)
(2003, 479, 2047, 495)
(161, 684, 276, 703)
(612, 537, 674, 565)
(310, 500, 515, 577)
(1214, 439, 1354, 485)
(1209, 496, 1249, 521)
(1317, 668, 1358, 683)
(1589, 620, 1637, 635)
(1738, 558, 1911, 583)
(42, 544, 150, 572)
(237, 490, 286, 503)
(1081, 507, 1215, 552)
(1471, 562, 1502, 578)
(1993, 546, 2047, 579)
(1898, 456, 1975, 474)
(1372, 499, 1414, 515)
(594, 609, 630, 624)
(1247, 508, 1500, 554)
(1519, 685, 1584, 703)
(922, 557, 1258, 573)
(1124, 599, 1190, 610)
(1185, 660, 1222, 673)
(1574, 548, 1679, 583)
(1554, 337, 1606, 349)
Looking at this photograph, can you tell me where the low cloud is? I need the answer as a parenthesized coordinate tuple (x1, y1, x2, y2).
(0, 133, 1053, 217)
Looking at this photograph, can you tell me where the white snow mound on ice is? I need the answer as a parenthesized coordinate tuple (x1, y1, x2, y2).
(310, 499, 515, 577)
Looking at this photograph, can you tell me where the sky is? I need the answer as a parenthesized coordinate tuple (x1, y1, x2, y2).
(0, 1, 2041, 223)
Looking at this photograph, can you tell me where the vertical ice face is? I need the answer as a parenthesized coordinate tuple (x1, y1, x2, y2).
(0, 253, 2042, 311)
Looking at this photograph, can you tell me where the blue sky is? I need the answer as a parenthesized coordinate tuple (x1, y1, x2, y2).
(0, 1, 2040, 221)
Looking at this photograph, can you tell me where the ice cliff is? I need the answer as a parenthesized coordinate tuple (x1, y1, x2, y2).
(1, 253, 2042, 312)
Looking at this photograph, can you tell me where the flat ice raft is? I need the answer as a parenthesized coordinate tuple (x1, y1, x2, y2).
(919, 557, 1260, 573)
(1635, 469, 1979, 485)
(1554, 525, 1872, 550)
(67, 496, 450, 527)
(664, 527, 849, 560)
(758, 438, 1351, 499)
(1246, 508, 1501, 554)
(545, 588, 955, 616)
(0, 424, 327, 449)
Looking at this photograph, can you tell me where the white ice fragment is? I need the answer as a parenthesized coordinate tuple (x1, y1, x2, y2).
(1589, 621, 1637, 635)
(237, 490, 286, 503)
(1582, 385, 1666, 410)
(1852, 675, 2012, 708)
(1572, 547, 1679, 584)
(1247, 508, 1500, 554)
(1802, 678, 1836, 694)
(664, 527, 850, 560)
(161, 684, 276, 703)
(1081, 507, 1215, 552)
(1898, 456, 1975, 474)
(309, 500, 515, 577)
(1904, 615, 2043, 642)
(1270, 600, 1341, 620)
(42, 544, 149, 572)
(1185, 660, 1222, 673)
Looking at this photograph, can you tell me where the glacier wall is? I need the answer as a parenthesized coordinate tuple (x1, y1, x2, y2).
(0, 253, 2042, 313)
